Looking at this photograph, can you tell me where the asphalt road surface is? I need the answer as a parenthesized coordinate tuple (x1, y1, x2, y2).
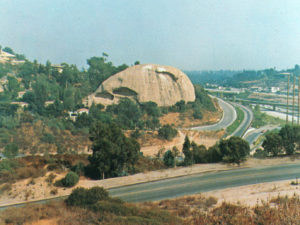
(109, 163, 300, 202)
(244, 125, 280, 150)
(231, 103, 253, 137)
(245, 131, 262, 146)
(192, 98, 236, 131)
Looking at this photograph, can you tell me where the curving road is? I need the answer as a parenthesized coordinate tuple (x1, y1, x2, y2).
(231, 103, 253, 137)
(244, 125, 280, 151)
(191, 98, 236, 131)
(109, 163, 300, 202)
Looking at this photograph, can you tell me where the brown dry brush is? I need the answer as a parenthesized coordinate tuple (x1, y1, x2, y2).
(192, 195, 300, 225)
(3, 194, 300, 225)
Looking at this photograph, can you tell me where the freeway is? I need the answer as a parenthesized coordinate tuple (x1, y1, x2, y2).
(109, 163, 300, 202)
(191, 98, 236, 131)
(244, 125, 280, 150)
(231, 103, 253, 137)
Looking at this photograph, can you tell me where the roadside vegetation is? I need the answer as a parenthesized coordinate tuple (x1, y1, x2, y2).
(252, 104, 285, 128)
(2, 186, 300, 225)
(254, 124, 300, 158)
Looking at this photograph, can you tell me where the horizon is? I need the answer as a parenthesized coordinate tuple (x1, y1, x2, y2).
(1, 0, 300, 71)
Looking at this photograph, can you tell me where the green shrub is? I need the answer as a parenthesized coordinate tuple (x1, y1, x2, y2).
(65, 186, 109, 207)
(163, 150, 175, 167)
(253, 148, 268, 158)
(65, 187, 87, 206)
(56, 171, 79, 187)
(3, 143, 19, 159)
(71, 162, 85, 176)
(158, 125, 178, 141)
(193, 107, 203, 119)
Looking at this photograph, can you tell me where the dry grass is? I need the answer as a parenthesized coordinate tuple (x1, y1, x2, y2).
(2, 193, 300, 225)
(159, 109, 222, 128)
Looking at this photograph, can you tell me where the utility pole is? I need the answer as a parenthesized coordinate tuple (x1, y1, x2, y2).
(292, 74, 296, 125)
(287, 74, 290, 124)
(298, 77, 300, 125)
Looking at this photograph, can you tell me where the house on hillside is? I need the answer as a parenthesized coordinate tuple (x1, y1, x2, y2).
(0, 50, 15, 63)
(0, 49, 25, 65)
(52, 64, 64, 73)
(10, 102, 29, 108)
(17, 91, 26, 99)
(44, 101, 55, 107)
(68, 108, 89, 121)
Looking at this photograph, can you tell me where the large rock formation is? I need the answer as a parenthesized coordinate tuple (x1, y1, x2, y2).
(86, 64, 195, 107)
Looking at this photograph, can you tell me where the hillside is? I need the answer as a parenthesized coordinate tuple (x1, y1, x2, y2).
(0, 46, 218, 157)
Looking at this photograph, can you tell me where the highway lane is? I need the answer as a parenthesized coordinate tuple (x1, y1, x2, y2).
(231, 103, 253, 137)
(245, 131, 262, 146)
(191, 98, 236, 131)
(109, 163, 300, 202)
(244, 125, 280, 150)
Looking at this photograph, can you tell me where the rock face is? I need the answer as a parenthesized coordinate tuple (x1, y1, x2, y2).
(86, 64, 195, 107)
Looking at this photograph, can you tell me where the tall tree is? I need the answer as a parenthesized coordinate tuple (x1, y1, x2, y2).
(219, 136, 250, 164)
(262, 132, 282, 156)
(88, 122, 140, 179)
(182, 136, 193, 165)
(279, 125, 297, 155)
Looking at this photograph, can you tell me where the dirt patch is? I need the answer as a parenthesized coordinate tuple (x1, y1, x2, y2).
(140, 129, 224, 156)
(25, 219, 57, 225)
(140, 130, 185, 156)
(202, 178, 300, 207)
(181, 130, 225, 147)
(160, 100, 222, 128)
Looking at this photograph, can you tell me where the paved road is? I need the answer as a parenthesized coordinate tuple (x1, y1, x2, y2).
(109, 163, 300, 202)
(244, 125, 280, 150)
(191, 98, 236, 131)
(231, 103, 253, 137)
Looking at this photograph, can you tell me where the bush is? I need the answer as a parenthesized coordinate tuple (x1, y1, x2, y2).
(163, 150, 175, 167)
(158, 125, 178, 141)
(71, 162, 85, 176)
(193, 107, 203, 119)
(65, 186, 109, 207)
(56, 171, 79, 187)
(253, 148, 268, 158)
(3, 143, 19, 159)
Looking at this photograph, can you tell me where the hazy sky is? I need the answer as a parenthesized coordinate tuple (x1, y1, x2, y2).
(1, 0, 300, 70)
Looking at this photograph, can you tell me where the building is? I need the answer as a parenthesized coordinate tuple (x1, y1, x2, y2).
(52, 64, 64, 73)
(10, 102, 29, 108)
(0, 50, 25, 65)
(17, 91, 26, 99)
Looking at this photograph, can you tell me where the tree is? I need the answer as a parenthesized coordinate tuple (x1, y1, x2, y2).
(172, 146, 180, 167)
(140, 101, 160, 117)
(62, 171, 79, 187)
(3, 47, 14, 54)
(3, 143, 19, 158)
(87, 122, 140, 179)
(279, 125, 298, 155)
(158, 125, 178, 141)
(193, 144, 207, 163)
(66, 187, 109, 207)
(182, 136, 193, 165)
(63, 87, 76, 111)
(219, 136, 250, 164)
(262, 132, 282, 156)
(163, 150, 175, 167)
(87, 56, 116, 91)
(107, 98, 142, 129)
